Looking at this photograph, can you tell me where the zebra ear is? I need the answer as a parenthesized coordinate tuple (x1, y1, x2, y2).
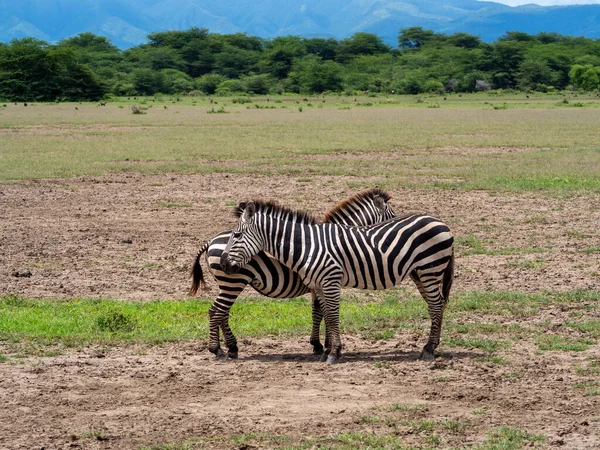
(373, 195, 386, 211)
(242, 201, 256, 222)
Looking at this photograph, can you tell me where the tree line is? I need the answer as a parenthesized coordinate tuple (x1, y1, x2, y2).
(1, 27, 599, 101)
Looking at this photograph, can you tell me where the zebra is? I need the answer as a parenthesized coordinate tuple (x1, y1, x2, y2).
(189, 189, 396, 360)
(220, 200, 454, 364)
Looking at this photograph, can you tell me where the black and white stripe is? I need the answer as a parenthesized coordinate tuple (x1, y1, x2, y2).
(189, 189, 396, 359)
(221, 200, 454, 363)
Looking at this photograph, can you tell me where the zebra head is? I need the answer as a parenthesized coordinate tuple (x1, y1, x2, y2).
(372, 193, 396, 223)
(220, 201, 263, 274)
(323, 188, 396, 226)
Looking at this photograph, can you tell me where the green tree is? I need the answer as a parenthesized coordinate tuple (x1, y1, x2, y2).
(132, 68, 165, 95)
(517, 57, 558, 91)
(336, 33, 389, 63)
(195, 73, 226, 94)
(447, 32, 482, 49)
(260, 36, 307, 79)
(305, 38, 339, 60)
(398, 27, 436, 49)
(242, 74, 274, 95)
(214, 45, 261, 78)
(288, 56, 343, 93)
(569, 64, 600, 90)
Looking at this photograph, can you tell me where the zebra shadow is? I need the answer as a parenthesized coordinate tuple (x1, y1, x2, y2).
(240, 349, 480, 364)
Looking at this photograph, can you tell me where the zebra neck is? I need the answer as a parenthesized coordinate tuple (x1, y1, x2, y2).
(261, 217, 327, 273)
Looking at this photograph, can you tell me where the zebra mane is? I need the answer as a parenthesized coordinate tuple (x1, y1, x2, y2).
(234, 200, 319, 225)
(322, 188, 392, 223)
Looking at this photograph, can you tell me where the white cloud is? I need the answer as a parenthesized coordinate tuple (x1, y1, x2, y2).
(480, 0, 600, 6)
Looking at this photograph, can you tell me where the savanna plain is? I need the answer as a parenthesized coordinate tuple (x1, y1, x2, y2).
(1, 93, 599, 449)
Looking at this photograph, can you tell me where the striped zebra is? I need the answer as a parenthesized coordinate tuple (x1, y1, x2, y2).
(221, 200, 454, 363)
(189, 189, 396, 359)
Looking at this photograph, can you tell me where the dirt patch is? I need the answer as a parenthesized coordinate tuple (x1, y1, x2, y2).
(1, 336, 598, 449)
(1, 173, 600, 448)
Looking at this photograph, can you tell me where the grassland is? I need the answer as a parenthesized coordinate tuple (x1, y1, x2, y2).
(1, 93, 600, 192)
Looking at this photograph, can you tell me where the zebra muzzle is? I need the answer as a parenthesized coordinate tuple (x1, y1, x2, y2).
(220, 252, 240, 274)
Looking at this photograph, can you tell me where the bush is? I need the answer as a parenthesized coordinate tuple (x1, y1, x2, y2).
(242, 74, 274, 95)
(215, 79, 245, 95)
(424, 79, 445, 94)
(195, 74, 226, 95)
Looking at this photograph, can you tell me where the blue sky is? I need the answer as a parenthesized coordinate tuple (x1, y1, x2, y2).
(483, 0, 600, 5)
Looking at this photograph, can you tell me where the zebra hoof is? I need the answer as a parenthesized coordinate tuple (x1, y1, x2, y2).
(319, 353, 329, 362)
(215, 348, 228, 360)
(419, 350, 436, 361)
(227, 352, 238, 360)
(326, 355, 338, 365)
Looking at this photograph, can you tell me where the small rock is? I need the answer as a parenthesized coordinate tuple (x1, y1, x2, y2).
(13, 270, 32, 278)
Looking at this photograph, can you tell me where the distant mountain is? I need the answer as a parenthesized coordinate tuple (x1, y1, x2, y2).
(1, 0, 599, 49)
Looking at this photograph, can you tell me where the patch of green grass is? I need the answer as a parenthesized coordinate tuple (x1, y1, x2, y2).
(390, 403, 427, 412)
(475, 356, 510, 365)
(360, 415, 382, 424)
(568, 230, 592, 238)
(0, 354, 8, 362)
(477, 427, 546, 449)
(566, 320, 600, 338)
(451, 290, 600, 318)
(140, 262, 164, 269)
(574, 381, 600, 396)
(504, 258, 547, 269)
(456, 235, 551, 257)
(81, 429, 105, 439)
(456, 235, 487, 255)
(0, 293, 422, 352)
(440, 419, 468, 433)
(373, 361, 391, 369)
(535, 335, 595, 352)
(446, 337, 509, 353)
(1, 290, 599, 357)
(504, 372, 521, 379)
(574, 360, 600, 376)
(581, 247, 600, 254)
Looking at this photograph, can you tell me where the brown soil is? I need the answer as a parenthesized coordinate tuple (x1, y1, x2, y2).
(1, 173, 599, 449)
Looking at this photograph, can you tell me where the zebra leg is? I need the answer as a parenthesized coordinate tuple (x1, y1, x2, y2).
(309, 291, 324, 355)
(221, 319, 239, 359)
(411, 271, 446, 361)
(320, 282, 343, 365)
(207, 303, 226, 360)
(208, 292, 242, 360)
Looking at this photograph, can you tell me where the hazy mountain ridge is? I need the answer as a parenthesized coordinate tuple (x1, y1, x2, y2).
(0, 0, 599, 48)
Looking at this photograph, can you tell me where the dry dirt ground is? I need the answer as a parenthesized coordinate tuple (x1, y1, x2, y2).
(1, 173, 599, 449)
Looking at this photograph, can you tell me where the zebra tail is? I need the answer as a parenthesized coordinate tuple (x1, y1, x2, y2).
(442, 249, 454, 304)
(188, 241, 209, 296)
